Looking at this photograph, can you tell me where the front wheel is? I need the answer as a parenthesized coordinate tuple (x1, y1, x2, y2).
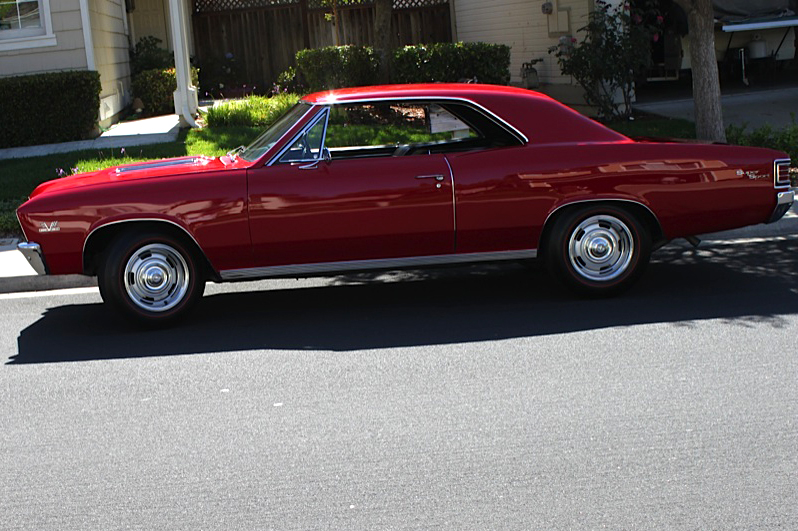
(545, 205, 650, 296)
(98, 232, 205, 324)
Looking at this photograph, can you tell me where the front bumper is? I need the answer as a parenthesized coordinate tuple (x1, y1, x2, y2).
(17, 242, 48, 276)
(766, 190, 795, 224)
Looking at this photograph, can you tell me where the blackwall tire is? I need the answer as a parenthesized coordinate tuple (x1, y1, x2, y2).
(545, 205, 651, 296)
(98, 231, 204, 324)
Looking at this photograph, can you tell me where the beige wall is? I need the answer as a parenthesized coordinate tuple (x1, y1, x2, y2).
(453, 0, 593, 86)
(128, 0, 171, 51)
(89, 0, 131, 125)
(0, 0, 88, 77)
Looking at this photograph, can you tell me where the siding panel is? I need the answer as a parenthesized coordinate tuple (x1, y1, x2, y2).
(454, 0, 591, 85)
(90, 0, 131, 124)
(0, 1, 88, 75)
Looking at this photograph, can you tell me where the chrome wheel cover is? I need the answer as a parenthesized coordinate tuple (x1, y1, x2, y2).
(567, 214, 634, 282)
(123, 243, 190, 312)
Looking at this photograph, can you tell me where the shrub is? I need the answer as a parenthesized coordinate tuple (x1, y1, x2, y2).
(292, 42, 511, 92)
(726, 121, 798, 163)
(296, 45, 380, 92)
(129, 36, 173, 76)
(132, 67, 199, 117)
(549, 0, 662, 120)
(0, 71, 101, 148)
(205, 93, 301, 127)
(0, 198, 25, 236)
(274, 66, 304, 94)
(392, 42, 512, 85)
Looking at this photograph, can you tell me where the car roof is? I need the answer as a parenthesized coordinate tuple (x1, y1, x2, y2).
(301, 83, 629, 145)
(302, 83, 551, 104)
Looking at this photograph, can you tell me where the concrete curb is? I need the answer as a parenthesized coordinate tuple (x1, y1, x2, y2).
(0, 274, 97, 294)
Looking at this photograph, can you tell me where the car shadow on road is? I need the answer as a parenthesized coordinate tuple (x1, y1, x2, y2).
(9, 238, 798, 364)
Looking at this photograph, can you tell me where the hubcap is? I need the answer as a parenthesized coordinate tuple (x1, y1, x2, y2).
(568, 215, 634, 282)
(123, 243, 190, 312)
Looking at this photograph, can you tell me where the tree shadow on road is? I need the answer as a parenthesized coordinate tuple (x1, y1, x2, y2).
(9, 238, 798, 364)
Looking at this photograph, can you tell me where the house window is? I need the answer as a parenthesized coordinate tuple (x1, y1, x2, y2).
(0, 0, 56, 51)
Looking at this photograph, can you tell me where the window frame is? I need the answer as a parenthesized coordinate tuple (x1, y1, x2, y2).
(275, 107, 331, 165)
(268, 97, 527, 167)
(0, 0, 56, 52)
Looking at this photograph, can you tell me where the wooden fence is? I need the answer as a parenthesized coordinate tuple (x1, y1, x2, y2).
(191, 0, 452, 93)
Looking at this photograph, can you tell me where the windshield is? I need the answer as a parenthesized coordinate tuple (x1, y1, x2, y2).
(239, 102, 313, 161)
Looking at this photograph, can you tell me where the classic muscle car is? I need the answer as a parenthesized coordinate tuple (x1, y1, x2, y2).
(16, 84, 794, 323)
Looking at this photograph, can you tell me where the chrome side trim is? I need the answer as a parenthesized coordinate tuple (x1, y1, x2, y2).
(18, 242, 47, 276)
(219, 249, 537, 281)
(542, 198, 661, 236)
(82, 218, 204, 261)
(115, 157, 206, 174)
(305, 96, 528, 145)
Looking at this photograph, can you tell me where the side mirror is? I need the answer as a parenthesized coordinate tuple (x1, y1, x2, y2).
(322, 147, 332, 164)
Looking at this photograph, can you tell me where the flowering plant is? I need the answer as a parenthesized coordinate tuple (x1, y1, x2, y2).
(549, 0, 662, 120)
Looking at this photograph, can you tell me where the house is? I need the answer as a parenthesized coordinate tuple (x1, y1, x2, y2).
(0, 0, 196, 130)
(451, 0, 596, 106)
(451, 0, 797, 105)
(2, 0, 795, 136)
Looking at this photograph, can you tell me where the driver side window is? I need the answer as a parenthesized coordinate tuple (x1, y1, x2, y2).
(279, 111, 327, 163)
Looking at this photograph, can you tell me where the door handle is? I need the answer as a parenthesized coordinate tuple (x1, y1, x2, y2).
(415, 174, 445, 181)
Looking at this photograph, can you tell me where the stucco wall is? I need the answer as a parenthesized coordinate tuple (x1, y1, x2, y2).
(452, 0, 594, 86)
(0, 0, 88, 77)
(89, 0, 131, 125)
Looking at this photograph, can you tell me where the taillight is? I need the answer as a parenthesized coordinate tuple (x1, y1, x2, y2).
(774, 158, 791, 187)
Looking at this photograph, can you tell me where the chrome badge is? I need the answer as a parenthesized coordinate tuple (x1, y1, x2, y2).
(737, 169, 768, 180)
(38, 221, 60, 233)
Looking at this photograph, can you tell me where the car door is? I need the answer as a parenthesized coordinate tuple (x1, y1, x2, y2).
(246, 104, 456, 268)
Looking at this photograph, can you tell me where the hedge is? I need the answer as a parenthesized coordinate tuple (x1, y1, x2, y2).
(392, 42, 512, 85)
(292, 42, 511, 92)
(132, 67, 199, 117)
(0, 71, 101, 148)
(296, 45, 380, 92)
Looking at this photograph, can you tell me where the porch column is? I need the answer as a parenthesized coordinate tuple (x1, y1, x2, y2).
(169, 0, 198, 127)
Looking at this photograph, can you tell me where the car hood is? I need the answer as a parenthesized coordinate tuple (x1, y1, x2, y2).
(28, 155, 250, 199)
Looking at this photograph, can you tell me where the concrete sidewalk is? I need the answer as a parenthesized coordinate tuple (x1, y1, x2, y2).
(0, 114, 181, 161)
(1, 204, 796, 294)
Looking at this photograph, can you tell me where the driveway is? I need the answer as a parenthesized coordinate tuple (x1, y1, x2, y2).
(634, 85, 798, 130)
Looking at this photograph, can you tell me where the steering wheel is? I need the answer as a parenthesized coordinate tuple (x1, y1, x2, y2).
(298, 135, 312, 159)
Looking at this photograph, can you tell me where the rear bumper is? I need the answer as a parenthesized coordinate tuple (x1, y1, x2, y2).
(767, 190, 794, 224)
(17, 242, 48, 275)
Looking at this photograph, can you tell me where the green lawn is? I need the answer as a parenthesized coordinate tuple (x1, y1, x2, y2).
(606, 116, 696, 140)
(0, 126, 260, 235)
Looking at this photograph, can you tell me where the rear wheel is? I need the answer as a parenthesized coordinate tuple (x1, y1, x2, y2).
(545, 205, 650, 296)
(98, 231, 204, 324)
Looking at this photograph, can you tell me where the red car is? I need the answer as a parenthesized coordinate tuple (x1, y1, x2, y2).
(16, 84, 794, 323)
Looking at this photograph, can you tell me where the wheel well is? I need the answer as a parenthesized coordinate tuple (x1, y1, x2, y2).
(83, 221, 218, 280)
(538, 200, 664, 258)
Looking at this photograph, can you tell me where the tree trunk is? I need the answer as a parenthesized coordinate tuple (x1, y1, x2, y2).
(676, 0, 726, 142)
(374, 0, 392, 84)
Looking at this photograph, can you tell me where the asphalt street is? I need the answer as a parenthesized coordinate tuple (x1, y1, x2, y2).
(1, 239, 797, 530)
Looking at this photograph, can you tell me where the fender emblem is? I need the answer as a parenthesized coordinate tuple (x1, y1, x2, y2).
(737, 169, 768, 180)
(39, 221, 60, 233)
